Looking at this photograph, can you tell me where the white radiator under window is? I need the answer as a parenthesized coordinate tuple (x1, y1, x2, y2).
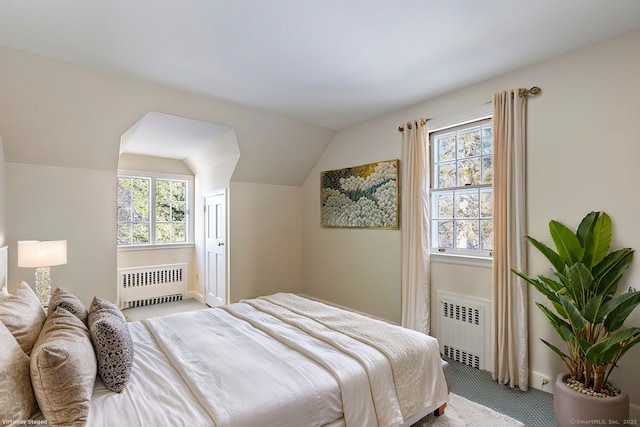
(118, 263, 188, 309)
(437, 291, 491, 370)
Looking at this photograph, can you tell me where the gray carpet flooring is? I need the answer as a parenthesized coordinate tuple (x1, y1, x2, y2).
(445, 357, 554, 427)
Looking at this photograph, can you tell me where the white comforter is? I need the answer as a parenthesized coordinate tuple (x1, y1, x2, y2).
(85, 293, 447, 427)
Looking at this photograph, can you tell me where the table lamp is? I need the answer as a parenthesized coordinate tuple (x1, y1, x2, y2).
(18, 240, 67, 307)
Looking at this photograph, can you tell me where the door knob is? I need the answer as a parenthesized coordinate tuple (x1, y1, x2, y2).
(218, 242, 225, 246)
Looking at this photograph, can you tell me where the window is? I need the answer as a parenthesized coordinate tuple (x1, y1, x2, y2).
(430, 118, 493, 257)
(117, 173, 191, 247)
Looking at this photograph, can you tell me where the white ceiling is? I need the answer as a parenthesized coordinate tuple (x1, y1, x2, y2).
(1, 0, 640, 131)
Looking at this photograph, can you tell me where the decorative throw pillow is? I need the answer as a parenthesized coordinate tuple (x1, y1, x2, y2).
(88, 298, 134, 393)
(31, 307, 97, 427)
(48, 287, 88, 324)
(89, 296, 126, 323)
(0, 281, 47, 354)
(0, 322, 36, 420)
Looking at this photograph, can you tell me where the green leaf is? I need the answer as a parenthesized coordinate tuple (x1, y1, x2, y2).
(540, 338, 569, 360)
(564, 263, 593, 306)
(525, 236, 566, 273)
(603, 289, 640, 331)
(558, 294, 587, 333)
(585, 328, 640, 365)
(549, 220, 585, 265)
(581, 212, 612, 269)
(593, 248, 634, 296)
(536, 302, 572, 341)
(576, 211, 598, 245)
(581, 295, 605, 324)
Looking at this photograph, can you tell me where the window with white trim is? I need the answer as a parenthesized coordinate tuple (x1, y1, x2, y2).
(430, 118, 493, 257)
(117, 173, 192, 246)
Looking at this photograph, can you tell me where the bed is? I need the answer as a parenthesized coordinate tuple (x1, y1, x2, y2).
(0, 247, 449, 427)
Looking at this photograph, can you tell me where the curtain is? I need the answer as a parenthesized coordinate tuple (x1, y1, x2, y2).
(400, 120, 431, 334)
(492, 90, 529, 391)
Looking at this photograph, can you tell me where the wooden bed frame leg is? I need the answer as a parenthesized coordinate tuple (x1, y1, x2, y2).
(433, 402, 447, 417)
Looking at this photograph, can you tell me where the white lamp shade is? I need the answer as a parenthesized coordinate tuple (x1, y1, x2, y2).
(18, 240, 67, 268)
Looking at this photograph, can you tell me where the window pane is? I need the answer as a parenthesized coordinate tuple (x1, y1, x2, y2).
(172, 224, 186, 242)
(133, 201, 149, 221)
(117, 203, 132, 222)
(157, 180, 170, 201)
(480, 220, 493, 251)
(132, 224, 149, 244)
(482, 156, 493, 184)
(117, 178, 132, 200)
(482, 126, 493, 155)
(480, 189, 493, 218)
(457, 158, 481, 186)
(132, 178, 149, 200)
(117, 224, 132, 245)
(455, 190, 479, 219)
(437, 220, 454, 248)
(156, 223, 170, 243)
(172, 181, 186, 201)
(457, 128, 481, 159)
(456, 220, 479, 249)
(438, 162, 456, 188)
(172, 202, 186, 222)
(436, 134, 456, 162)
(156, 202, 170, 221)
(435, 192, 453, 218)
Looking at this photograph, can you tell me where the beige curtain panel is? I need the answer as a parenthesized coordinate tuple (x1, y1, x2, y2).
(492, 89, 529, 391)
(400, 120, 431, 334)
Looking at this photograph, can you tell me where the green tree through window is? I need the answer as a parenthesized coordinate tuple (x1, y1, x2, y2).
(117, 175, 188, 246)
(430, 118, 493, 257)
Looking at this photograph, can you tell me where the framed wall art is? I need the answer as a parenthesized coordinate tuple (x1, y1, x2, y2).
(321, 159, 399, 229)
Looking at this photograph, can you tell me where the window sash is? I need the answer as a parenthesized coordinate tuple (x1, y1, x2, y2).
(117, 174, 190, 247)
(429, 117, 493, 258)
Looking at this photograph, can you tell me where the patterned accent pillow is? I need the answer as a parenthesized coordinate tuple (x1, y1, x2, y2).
(48, 287, 88, 324)
(0, 322, 36, 420)
(88, 299, 134, 393)
(89, 296, 126, 323)
(31, 307, 96, 427)
(0, 281, 47, 354)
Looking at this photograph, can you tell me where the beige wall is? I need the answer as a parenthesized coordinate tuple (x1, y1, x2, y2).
(6, 162, 116, 306)
(301, 28, 640, 405)
(229, 181, 302, 302)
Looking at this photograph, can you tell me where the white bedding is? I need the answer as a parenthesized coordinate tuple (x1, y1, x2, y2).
(49, 293, 447, 427)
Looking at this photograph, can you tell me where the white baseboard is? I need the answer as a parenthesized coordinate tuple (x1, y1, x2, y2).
(186, 290, 204, 303)
(530, 370, 553, 394)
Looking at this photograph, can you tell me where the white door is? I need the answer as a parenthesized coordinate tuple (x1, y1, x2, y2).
(205, 193, 226, 307)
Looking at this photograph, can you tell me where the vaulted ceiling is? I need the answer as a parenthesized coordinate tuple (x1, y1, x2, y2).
(2, 0, 639, 131)
(0, 1, 639, 186)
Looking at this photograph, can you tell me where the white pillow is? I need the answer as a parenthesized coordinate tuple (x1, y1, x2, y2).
(0, 321, 36, 420)
(31, 307, 97, 427)
(0, 281, 47, 354)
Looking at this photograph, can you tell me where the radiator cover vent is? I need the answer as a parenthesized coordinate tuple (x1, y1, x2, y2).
(437, 291, 491, 371)
(118, 263, 188, 309)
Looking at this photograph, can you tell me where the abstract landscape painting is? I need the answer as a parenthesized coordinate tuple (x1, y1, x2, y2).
(321, 159, 399, 229)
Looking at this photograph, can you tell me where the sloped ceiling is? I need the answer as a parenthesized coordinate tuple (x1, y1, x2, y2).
(1, 0, 639, 130)
(0, 1, 639, 186)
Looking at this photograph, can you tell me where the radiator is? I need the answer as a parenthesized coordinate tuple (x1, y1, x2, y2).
(117, 263, 188, 309)
(437, 291, 491, 370)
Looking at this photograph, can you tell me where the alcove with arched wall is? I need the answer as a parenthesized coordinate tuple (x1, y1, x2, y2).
(117, 111, 239, 305)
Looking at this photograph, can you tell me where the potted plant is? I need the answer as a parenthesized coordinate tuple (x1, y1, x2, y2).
(513, 211, 640, 427)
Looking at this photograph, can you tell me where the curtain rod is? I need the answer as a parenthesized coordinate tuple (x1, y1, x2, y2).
(397, 86, 541, 132)
(518, 86, 541, 98)
(397, 118, 427, 132)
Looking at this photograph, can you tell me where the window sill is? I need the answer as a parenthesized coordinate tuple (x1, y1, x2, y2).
(430, 252, 492, 268)
(117, 243, 195, 252)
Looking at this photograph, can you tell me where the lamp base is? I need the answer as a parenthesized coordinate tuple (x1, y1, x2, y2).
(35, 267, 51, 308)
